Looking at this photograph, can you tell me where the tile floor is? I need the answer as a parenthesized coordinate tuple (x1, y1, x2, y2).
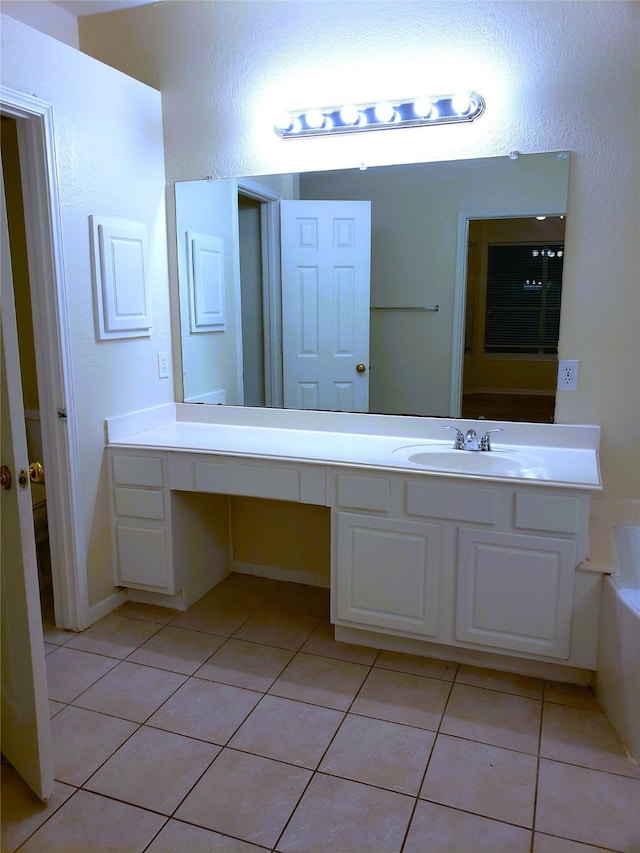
(3, 573, 640, 853)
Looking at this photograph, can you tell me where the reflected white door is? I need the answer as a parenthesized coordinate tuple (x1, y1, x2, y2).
(281, 200, 371, 412)
(0, 162, 54, 800)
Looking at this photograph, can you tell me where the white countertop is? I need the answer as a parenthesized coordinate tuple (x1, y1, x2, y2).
(105, 404, 602, 490)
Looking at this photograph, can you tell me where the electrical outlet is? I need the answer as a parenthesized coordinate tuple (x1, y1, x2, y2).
(157, 351, 170, 379)
(558, 359, 579, 391)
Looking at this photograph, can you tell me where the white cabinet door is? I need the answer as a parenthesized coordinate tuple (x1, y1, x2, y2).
(335, 512, 441, 637)
(456, 528, 576, 659)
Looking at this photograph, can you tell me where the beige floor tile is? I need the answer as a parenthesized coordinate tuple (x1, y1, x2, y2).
(543, 681, 601, 710)
(456, 664, 544, 699)
(276, 772, 414, 853)
(301, 620, 378, 665)
(232, 607, 322, 651)
(176, 749, 312, 848)
(196, 638, 294, 691)
(45, 646, 119, 703)
(268, 652, 370, 710)
(171, 597, 257, 637)
(146, 819, 268, 852)
(207, 573, 283, 607)
(17, 789, 165, 853)
(65, 613, 161, 658)
(533, 833, 618, 853)
(230, 694, 344, 768)
(375, 649, 458, 681)
(404, 800, 531, 853)
(48, 699, 65, 717)
(85, 726, 219, 815)
(440, 683, 541, 754)
(420, 733, 537, 827)
(266, 583, 330, 617)
(127, 625, 226, 675)
(115, 600, 178, 624)
(73, 661, 186, 723)
(148, 677, 261, 744)
(319, 713, 434, 794)
(41, 622, 75, 647)
(0, 765, 75, 853)
(43, 642, 58, 656)
(536, 758, 640, 851)
(50, 705, 137, 786)
(541, 702, 640, 778)
(351, 667, 451, 730)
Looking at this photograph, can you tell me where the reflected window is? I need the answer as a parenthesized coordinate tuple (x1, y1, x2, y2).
(484, 243, 564, 355)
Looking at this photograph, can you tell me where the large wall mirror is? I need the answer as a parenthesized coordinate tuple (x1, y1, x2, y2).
(175, 151, 569, 423)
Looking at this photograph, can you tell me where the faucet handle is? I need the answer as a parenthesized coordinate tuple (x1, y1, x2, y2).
(444, 426, 465, 449)
(480, 428, 503, 451)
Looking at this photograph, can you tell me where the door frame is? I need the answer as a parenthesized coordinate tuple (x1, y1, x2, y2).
(450, 207, 568, 418)
(235, 178, 282, 407)
(1, 86, 88, 631)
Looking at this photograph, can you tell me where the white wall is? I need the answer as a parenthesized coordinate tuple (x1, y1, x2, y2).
(80, 0, 640, 518)
(1, 15, 172, 607)
(1, 0, 79, 48)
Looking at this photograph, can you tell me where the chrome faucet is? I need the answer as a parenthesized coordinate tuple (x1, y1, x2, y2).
(444, 426, 503, 451)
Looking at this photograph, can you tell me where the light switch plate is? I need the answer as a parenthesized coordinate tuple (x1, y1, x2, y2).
(157, 352, 170, 379)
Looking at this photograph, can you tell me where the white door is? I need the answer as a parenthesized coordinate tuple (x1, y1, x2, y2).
(281, 200, 371, 412)
(1, 163, 54, 800)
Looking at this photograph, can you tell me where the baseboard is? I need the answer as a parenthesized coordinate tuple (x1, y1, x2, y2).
(87, 589, 129, 625)
(233, 561, 329, 589)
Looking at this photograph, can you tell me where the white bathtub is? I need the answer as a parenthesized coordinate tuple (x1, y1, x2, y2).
(596, 525, 640, 761)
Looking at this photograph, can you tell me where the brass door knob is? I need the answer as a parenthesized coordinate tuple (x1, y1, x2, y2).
(29, 461, 45, 485)
(0, 464, 12, 490)
(356, 363, 367, 374)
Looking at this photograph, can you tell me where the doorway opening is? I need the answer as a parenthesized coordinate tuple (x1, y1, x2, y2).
(460, 216, 565, 423)
(1, 117, 55, 631)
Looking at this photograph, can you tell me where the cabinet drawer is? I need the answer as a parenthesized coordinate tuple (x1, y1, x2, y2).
(406, 481, 497, 524)
(114, 486, 165, 520)
(169, 455, 327, 504)
(115, 525, 172, 592)
(514, 492, 579, 534)
(336, 474, 391, 512)
(112, 454, 164, 488)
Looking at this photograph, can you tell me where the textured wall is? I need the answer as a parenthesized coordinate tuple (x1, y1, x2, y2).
(80, 0, 640, 515)
(1, 15, 173, 607)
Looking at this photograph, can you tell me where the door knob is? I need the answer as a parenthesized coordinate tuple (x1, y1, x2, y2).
(356, 363, 367, 374)
(0, 464, 12, 490)
(29, 461, 45, 485)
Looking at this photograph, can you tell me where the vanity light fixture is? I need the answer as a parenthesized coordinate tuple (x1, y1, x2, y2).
(274, 91, 485, 138)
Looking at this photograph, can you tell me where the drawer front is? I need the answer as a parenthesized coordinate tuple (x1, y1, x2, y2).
(194, 460, 300, 502)
(115, 525, 172, 591)
(514, 492, 579, 534)
(406, 481, 497, 524)
(114, 486, 165, 520)
(112, 454, 164, 488)
(336, 474, 391, 513)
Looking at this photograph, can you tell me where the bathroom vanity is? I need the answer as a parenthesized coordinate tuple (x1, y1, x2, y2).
(106, 403, 604, 678)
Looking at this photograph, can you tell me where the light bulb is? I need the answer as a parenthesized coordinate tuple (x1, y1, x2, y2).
(374, 102, 396, 123)
(305, 109, 326, 129)
(340, 105, 360, 125)
(532, 250, 539, 257)
(451, 93, 471, 115)
(413, 97, 433, 118)
(275, 113, 293, 133)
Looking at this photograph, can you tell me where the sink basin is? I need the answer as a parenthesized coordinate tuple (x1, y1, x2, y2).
(392, 444, 545, 476)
